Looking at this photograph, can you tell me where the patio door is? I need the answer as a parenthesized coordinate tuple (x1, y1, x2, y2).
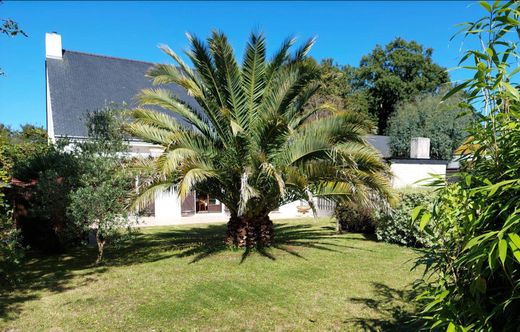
(195, 192, 222, 213)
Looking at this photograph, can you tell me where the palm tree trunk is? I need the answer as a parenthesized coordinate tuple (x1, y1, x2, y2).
(226, 214, 274, 248)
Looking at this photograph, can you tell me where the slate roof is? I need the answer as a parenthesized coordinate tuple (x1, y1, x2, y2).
(46, 50, 201, 138)
(367, 135, 391, 158)
(46, 49, 392, 157)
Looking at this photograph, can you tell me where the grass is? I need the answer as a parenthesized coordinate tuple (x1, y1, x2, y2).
(1, 218, 423, 331)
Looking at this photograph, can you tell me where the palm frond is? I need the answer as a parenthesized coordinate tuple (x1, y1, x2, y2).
(126, 122, 177, 146)
(177, 163, 218, 199)
(137, 88, 212, 137)
(242, 32, 267, 128)
(209, 31, 247, 129)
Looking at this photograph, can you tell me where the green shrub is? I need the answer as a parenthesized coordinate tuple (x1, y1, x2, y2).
(376, 190, 435, 247)
(0, 150, 23, 284)
(334, 202, 376, 233)
(0, 210, 22, 284)
(412, 2, 520, 330)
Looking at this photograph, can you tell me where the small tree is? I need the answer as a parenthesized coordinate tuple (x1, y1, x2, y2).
(387, 90, 475, 160)
(68, 106, 134, 264)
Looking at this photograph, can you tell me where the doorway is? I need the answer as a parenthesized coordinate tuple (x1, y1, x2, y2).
(196, 192, 222, 213)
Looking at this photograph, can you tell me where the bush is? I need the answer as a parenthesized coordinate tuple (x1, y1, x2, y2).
(411, 2, 520, 330)
(13, 145, 83, 253)
(0, 156, 23, 284)
(0, 211, 23, 284)
(376, 190, 435, 247)
(334, 202, 376, 233)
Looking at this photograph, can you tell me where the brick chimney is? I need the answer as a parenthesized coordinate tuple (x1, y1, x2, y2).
(410, 137, 430, 159)
(45, 32, 62, 59)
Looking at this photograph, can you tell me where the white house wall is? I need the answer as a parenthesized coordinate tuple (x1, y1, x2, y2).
(390, 160, 447, 189)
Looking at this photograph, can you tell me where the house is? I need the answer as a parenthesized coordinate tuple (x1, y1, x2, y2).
(45, 33, 448, 226)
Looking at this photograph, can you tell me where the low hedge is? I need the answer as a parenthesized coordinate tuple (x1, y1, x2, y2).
(375, 190, 436, 247)
(334, 202, 377, 233)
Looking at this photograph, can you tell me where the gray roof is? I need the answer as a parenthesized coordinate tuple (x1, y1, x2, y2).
(46, 50, 202, 138)
(367, 135, 391, 158)
(46, 50, 392, 157)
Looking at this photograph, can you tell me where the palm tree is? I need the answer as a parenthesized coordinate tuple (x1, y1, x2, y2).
(127, 31, 394, 247)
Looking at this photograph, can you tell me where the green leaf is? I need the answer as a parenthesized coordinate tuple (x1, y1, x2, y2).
(508, 233, 520, 248)
(411, 206, 422, 222)
(498, 239, 508, 265)
(513, 250, 520, 264)
(443, 81, 469, 100)
(479, 1, 492, 12)
(465, 175, 472, 186)
(503, 82, 520, 101)
(447, 322, 457, 332)
(419, 212, 431, 231)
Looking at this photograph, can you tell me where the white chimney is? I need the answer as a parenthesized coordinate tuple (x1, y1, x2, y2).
(45, 32, 62, 59)
(410, 137, 430, 159)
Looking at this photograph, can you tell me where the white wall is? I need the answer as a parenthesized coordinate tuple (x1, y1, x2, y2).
(390, 160, 447, 189)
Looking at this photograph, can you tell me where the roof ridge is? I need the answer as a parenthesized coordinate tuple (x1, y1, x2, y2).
(62, 49, 158, 66)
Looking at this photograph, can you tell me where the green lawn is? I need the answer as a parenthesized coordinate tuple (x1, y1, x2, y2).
(1, 218, 422, 331)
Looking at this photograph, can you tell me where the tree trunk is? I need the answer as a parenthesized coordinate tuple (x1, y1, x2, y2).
(95, 231, 106, 265)
(226, 214, 274, 248)
(336, 218, 343, 234)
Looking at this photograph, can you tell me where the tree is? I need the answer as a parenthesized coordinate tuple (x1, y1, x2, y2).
(68, 106, 134, 264)
(387, 90, 475, 160)
(305, 58, 370, 117)
(356, 38, 450, 133)
(127, 31, 394, 248)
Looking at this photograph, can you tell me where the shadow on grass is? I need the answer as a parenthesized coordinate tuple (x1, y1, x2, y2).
(0, 220, 374, 322)
(345, 282, 421, 331)
(0, 249, 108, 321)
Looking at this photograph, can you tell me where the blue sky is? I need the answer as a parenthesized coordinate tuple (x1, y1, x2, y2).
(0, 1, 483, 129)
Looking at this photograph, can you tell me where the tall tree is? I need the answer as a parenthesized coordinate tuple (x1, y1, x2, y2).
(127, 31, 394, 248)
(305, 58, 369, 116)
(356, 38, 449, 133)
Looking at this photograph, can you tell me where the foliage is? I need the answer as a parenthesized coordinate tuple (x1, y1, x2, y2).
(413, 2, 520, 330)
(334, 201, 377, 234)
(1, 124, 49, 177)
(0, 149, 22, 284)
(12, 141, 82, 252)
(387, 90, 475, 160)
(0, 125, 47, 281)
(305, 58, 370, 116)
(68, 106, 135, 264)
(127, 31, 394, 247)
(376, 190, 436, 247)
(68, 175, 133, 265)
(355, 37, 450, 133)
